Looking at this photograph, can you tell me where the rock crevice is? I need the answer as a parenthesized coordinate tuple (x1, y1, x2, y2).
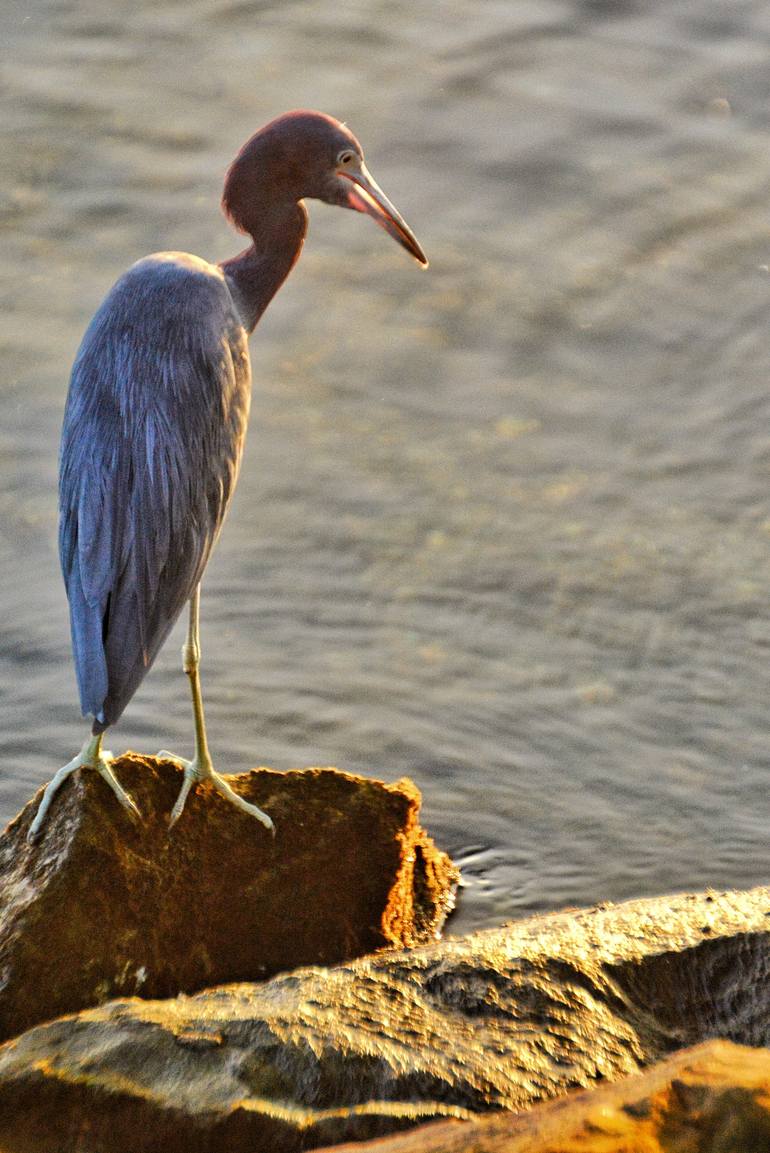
(2, 884, 770, 1151)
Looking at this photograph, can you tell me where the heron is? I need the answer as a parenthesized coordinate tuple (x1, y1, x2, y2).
(28, 110, 427, 842)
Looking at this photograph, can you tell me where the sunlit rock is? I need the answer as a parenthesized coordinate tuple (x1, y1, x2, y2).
(1, 886, 769, 1151)
(0, 755, 457, 1042)
(315, 1039, 770, 1152)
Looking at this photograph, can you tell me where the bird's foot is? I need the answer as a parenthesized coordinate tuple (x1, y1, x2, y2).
(28, 736, 141, 844)
(158, 750, 274, 834)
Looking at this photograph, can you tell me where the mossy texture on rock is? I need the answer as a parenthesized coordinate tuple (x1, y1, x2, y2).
(1, 887, 770, 1151)
(0, 756, 457, 1042)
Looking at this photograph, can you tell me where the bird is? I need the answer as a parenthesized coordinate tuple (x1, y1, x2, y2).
(28, 110, 427, 842)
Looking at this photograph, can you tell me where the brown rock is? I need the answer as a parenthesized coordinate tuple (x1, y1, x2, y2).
(314, 1039, 770, 1152)
(0, 755, 457, 1042)
(1, 886, 770, 1151)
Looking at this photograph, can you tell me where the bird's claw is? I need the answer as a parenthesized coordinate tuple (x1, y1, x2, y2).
(28, 740, 140, 844)
(164, 754, 274, 833)
(156, 749, 186, 766)
(98, 758, 142, 822)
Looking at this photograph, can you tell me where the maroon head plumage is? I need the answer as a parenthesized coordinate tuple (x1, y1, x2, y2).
(221, 110, 428, 267)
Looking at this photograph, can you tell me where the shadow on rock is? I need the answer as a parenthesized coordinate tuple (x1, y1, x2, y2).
(316, 1038, 770, 1153)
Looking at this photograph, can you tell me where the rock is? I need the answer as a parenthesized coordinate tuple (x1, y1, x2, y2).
(314, 1039, 770, 1152)
(0, 755, 457, 1042)
(1, 885, 769, 1151)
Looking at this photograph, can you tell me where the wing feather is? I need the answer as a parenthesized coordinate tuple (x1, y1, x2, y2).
(59, 253, 251, 727)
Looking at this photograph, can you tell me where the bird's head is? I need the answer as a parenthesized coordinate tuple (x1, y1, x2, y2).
(222, 110, 428, 267)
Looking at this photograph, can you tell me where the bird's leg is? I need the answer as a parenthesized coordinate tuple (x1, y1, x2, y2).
(28, 731, 141, 843)
(161, 586, 274, 832)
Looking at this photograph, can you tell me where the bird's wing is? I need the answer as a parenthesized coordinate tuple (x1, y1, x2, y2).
(59, 254, 251, 727)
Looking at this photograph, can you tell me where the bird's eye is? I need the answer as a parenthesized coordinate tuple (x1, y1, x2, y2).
(337, 150, 356, 167)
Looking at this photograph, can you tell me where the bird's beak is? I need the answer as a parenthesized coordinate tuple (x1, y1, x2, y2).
(340, 163, 428, 268)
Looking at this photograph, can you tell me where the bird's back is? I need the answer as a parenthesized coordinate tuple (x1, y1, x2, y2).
(59, 252, 252, 729)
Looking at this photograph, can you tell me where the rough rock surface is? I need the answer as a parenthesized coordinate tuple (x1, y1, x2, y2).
(315, 1039, 770, 1152)
(0, 755, 457, 1042)
(1, 885, 769, 1152)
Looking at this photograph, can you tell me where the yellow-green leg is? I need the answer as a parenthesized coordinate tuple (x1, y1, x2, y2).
(160, 585, 274, 832)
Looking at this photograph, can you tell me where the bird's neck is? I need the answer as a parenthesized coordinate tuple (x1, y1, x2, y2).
(219, 201, 308, 334)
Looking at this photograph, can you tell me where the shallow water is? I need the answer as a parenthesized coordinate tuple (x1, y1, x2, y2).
(1, 0, 770, 933)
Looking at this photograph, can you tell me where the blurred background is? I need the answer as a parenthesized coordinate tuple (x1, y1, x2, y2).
(1, 0, 769, 932)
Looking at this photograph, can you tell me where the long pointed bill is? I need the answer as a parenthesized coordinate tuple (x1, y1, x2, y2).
(341, 163, 428, 267)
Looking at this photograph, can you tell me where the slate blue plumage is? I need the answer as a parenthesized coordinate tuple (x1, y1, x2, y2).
(60, 254, 250, 731)
(29, 109, 427, 842)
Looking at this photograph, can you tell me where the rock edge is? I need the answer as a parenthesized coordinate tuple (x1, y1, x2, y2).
(0, 756, 458, 1042)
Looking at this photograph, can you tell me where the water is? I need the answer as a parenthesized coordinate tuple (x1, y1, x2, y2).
(2, 0, 769, 934)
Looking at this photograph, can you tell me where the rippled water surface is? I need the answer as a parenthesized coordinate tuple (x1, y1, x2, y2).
(2, 0, 770, 932)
